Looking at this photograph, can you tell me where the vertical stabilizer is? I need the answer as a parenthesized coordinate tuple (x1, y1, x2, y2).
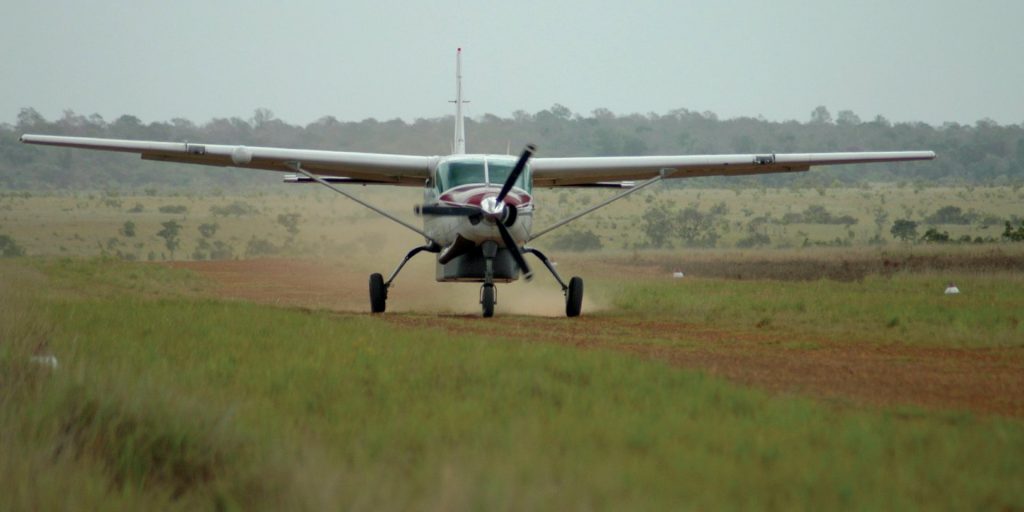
(451, 48, 467, 155)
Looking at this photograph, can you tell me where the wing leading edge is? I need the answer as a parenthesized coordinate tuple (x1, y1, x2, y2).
(19, 134, 435, 186)
(531, 151, 936, 187)
(20, 134, 934, 187)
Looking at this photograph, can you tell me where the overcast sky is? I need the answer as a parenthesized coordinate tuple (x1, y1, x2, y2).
(3, 0, 1022, 127)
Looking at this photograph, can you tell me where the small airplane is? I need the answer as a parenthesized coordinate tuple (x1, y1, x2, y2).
(21, 49, 935, 317)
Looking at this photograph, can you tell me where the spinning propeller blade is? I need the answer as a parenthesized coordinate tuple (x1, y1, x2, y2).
(496, 221, 532, 281)
(496, 144, 535, 204)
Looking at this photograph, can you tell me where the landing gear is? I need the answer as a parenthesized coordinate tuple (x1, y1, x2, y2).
(566, 276, 584, 318)
(369, 242, 440, 314)
(369, 273, 387, 313)
(480, 241, 498, 318)
(524, 247, 585, 318)
(480, 284, 495, 318)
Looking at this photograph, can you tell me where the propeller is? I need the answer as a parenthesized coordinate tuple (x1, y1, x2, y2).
(496, 144, 535, 203)
(416, 144, 536, 280)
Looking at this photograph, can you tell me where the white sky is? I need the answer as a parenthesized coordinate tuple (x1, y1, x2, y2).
(3, 0, 1022, 126)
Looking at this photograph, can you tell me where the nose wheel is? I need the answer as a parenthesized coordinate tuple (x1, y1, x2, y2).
(480, 284, 496, 318)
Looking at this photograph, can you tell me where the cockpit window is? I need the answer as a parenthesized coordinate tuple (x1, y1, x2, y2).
(435, 157, 532, 193)
(487, 158, 531, 192)
(435, 159, 484, 191)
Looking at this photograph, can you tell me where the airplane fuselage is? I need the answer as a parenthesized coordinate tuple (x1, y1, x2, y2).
(421, 154, 534, 283)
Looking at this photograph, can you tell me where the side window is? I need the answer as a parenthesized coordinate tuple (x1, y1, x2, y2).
(434, 163, 447, 193)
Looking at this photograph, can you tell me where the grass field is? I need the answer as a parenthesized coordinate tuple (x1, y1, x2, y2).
(2, 185, 1023, 509)
(2, 255, 1023, 510)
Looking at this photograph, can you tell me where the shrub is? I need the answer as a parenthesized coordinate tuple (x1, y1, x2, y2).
(551, 229, 603, 251)
(736, 233, 771, 248)
(0, 233, 25, 257)
(210, 201, 257, 217)
(198, 223, 218, 238)
(158, 205, 188, 214)
(120, 221, 136, 238)
(1003, 220, 1024, 242)
(276, 213, 301, 237)
(925, 205, 972, 225)
(921, 228, 950, 243)
(245, 237, 277, 257)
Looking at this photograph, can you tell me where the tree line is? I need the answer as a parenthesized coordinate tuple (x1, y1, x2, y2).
(2, 105, 1022, 190)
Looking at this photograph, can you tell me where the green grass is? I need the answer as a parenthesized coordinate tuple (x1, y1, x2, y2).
(604, 272, 1024, 348)
(2, 259, 1023, 510)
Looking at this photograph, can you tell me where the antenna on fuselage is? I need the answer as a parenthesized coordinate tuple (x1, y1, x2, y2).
(449, 48, 468, 155)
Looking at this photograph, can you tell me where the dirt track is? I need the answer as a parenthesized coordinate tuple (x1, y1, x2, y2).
(172, 258, 1024, 418)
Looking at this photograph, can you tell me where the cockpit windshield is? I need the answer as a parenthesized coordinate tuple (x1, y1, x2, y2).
(434, 156, 531, 193)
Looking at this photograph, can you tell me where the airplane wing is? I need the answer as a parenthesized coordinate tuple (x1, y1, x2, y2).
(19, 134, 435, 186)
(530, 151, 936, 187)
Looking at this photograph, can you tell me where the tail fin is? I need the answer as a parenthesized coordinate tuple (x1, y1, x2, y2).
(451, 48, 467, 155)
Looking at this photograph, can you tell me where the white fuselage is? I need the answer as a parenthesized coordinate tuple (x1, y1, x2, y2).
(422, 154, 534, 247)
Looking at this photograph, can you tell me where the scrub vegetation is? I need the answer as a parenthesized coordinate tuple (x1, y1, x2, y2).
(1, 183, 1023, 261)
(2, 258, 1022, 510)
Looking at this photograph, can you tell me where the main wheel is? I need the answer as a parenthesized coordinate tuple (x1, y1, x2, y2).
(369, 273, 387, 313)
(481, 284, 495, 318)
(566, 276, 583, 317)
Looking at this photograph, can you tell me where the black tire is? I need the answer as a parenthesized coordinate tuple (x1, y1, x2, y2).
(566, 276, 583, 317)
(369, 273, 387, 313)
(481, 284, 495, 318)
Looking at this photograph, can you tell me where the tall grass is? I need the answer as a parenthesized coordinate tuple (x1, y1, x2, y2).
(1, 259, 1022, 509)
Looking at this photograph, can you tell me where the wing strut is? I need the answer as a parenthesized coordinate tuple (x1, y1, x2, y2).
(528, 169, 671, 242)
(285, 161, 438, 245)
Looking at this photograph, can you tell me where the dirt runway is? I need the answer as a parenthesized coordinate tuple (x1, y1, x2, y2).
(172, 258, 1024, 418)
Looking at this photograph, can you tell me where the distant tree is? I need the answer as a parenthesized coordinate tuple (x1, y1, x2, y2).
(158, 204, 188, 214)
(810, 106, 833, 124)
(736, 232, 771, 248)
(156, 220, 182, 259)
(1003, 220, 1024, 241)
(920, 227, 950, 243)
(836, 110, 862, 126)
(276, 213, 301, 237)
(890, 219, 918, 242)
(210, 201, 257, 217)
(120, 220, 136, 238)
(251, 108, 276, 128)
(246, 237, 277, 257)
(551, 229, 603, 251)
(641, 203, 674, 248)
(16, 107, 46, 131)
(198, 222, 218, 238)
(925, 205, 971, 225)
(549, 103, 573, 120)
(872, 207, 889, 236)
(0, 234, 25, 257)
(209, 240, 234, 260)
(675, 207, 719, 247)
